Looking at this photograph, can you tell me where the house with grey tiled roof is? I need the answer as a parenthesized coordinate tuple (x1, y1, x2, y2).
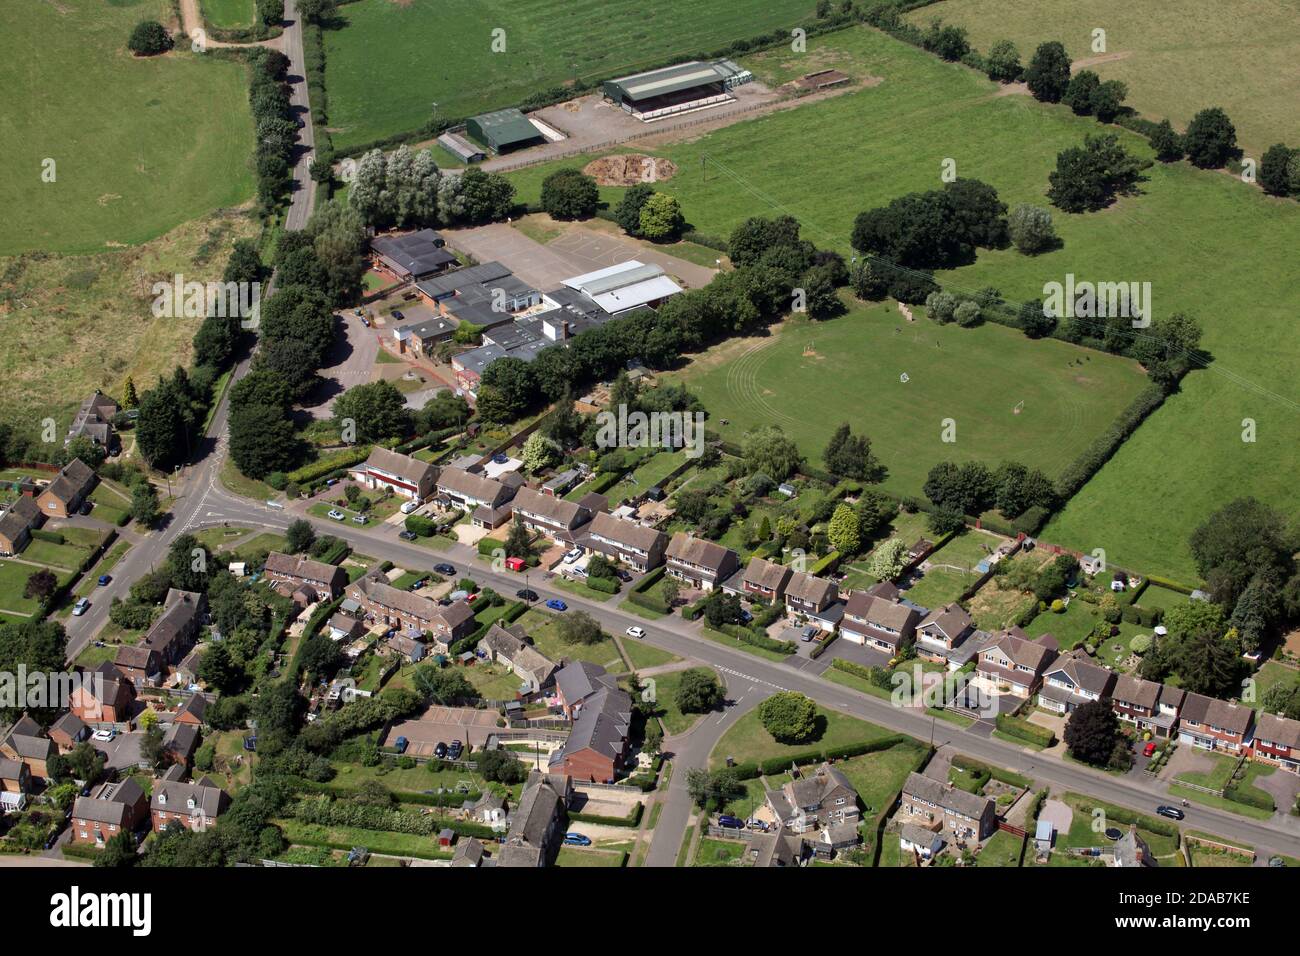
(478, 622, 556, 694)
(900, 771, 996, 842)
(35, 458, 97, 519)
(1037, 649, 1116, 714)
(764, 762, 859, 833)
(150, 776, 229, 833)
(498, 771, 568, 867)
(915, 603, 974, 661)
(975, 627, 1058, 698)
(71, 778, 147, 845)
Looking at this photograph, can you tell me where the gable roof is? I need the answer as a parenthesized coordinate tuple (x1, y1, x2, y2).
(1180, 693, 1253, 734)
(143, 589, 203, 656)
(1112, 674, 1162, 710)
(2, 717, 53, 760)
(1254, 712, 1300, 750)
(436, 466, 514, 506)
(742, 557, 792, 593)
(370, 229, 455, 277)
(551, 686, 632, 766)
(983, 628, 1057, 672)
(42, 458, 96, 505)
(903, 771, 993, 821)
(666, 533, 736, 572)
(362, 446, 437, 489)
(785, 571, 836, 606)
(843, 591, 919, 632)
(151, 776, 229, 817)
(73, 778, 145, 826)
(264, 552, 345, 586)
(918, 603, 973, 639)
(1043, 650, 1115, 696)
(586, 511, 666, 553)
(479, 623, 555, 685)
(510, 486, 590, 528)
(554, 660, 617, 705)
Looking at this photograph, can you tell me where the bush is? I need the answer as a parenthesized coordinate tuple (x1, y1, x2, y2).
(128, 21, 173, 56)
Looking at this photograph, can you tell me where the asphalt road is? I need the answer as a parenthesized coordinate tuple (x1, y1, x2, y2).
(281, 0, 318, 233)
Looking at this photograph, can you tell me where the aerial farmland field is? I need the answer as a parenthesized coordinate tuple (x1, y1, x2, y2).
(320, 0, 821, 149)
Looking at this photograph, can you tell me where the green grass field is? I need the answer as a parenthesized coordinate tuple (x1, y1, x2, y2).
(667, 304, 1146, 500)
(320, 0, 820, 149)
(202, 0, 256, 29)
(910, 0, 1300, 160)
(709, 706, 898, 769)
(509, 23, 1300, 580)
(1, 0, 255, 255)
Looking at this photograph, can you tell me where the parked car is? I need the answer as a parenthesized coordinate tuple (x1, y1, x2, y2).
(407, 579, 426, 592)
(1156, 805, 1185, 820)
(392, 310, 404, 321)
(801, 626, 817, 642)
(562, 832, 591, 846)
(545, 599, 568, 612)
(516, 589, 539, 602)
(491, 453, 508, 464)
(447, 740, 463, 760)
(92, 728, 116, 742)
(717, 815, 745, 830)
(625, 626, 646, 639)
(746, 818, 769, 832)
(398, 530, 417, 541)
(400, 500, 420, 514)
(72, 598, 91, 616)
(351, 514, 367, 525)
(615, 570, 633, 583)
(434, 563, 456, 575)
(97, 575, 111, 586)
(328, 509, 345, 520)
(434, 742, 448, 759)
(1142, 741, 1157, 757)
(393, 736, 408, 755)
(562, 548, 583, 563)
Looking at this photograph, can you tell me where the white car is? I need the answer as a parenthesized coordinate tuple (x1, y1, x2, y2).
(625, 626, 646, 639)
(92, 728, 116, 742)
(562, 548, 583, 563)
(72, 598, 90, 616)
(400, 500, 420, 515)
(328, 509, 346, 520)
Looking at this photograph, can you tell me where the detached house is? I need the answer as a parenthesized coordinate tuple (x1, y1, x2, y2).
(0, 757, 31, 811)
(548, 683, 632, 783)
(67, 391, 119, 450)
(509, 486, 593, 540)
(915, 603, 974, 662)
(784, 572, 841, 632)
(726, 557, 792, 604)
(581, 511, 668, 572)
(1178, 694, 1253, 753)
(71, 778, 148, 846)
(900, 771, 996, 842)
(36, 458, 97, 519)
(665, 533, 739, 591)
(350, 446, 438, 502)
(478, 622, 556, 694)
(1036, 649, 1116, 714)
(151, 776, 230, 833)
(764, 762, 859, 833)
(497, 771, 568, 868)
(0, 716, 55, 779)
(975, 628, 1057, 698)
(0, 496, 42, 556)
(840, 592, 919, 654)
(264, 552, 348, 601)
(1248, 712, 1300, 774)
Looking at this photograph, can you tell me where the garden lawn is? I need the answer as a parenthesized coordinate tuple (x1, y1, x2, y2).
(0, 0, 254, 255)
(975, 828, 1025, 867)
(202, 0, 256, 29)
(692, 837, 747, 867)
(643, 667, 718, 736)
(709, 705, 900, 769)
(620, 638, 678, 671)
(321, 0, 820, 149)
(556, 845, 626, 867)
(1024, 599, 1102, 650)
(519, 609, 626, 673)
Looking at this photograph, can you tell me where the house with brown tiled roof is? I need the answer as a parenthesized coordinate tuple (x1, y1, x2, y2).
(436, 466, 521, 528)
(840, 591, 919, 653)
(139, 588, 205, 674)
(347, 568, 476, 650)
(724, 556, 793, 604)
(665, 533, 739, 591)
(113, 644, 161, 686)
(70, 661, 137, 726)
(0, 495, 42, 556)
(509, 486, 593, 540)
(915, 603, 974, 662)
(478, 622, 556, 694)
(1178, 693, 1253, 753)
(1037, 649, 1117, 714)
(975, 628, 1058, 698)
(1249, 712, 1300, 774)
(350, 446, 439, 501)
(784, 571, 840, 632)
(263, 552, 348, 601)
(35, 458, 97, 519)
(581, 511, 668, 572)
(0, 756, 31, 811)
(1111, 675, 1183, 738)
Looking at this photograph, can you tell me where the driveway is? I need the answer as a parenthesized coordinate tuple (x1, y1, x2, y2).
(302, 314, 380, 419)
(1252, 765, 1300, 814)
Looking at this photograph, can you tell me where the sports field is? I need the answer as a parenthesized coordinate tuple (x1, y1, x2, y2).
(508, 24, 1300, 581)
(911, 0, 1300, 160)
(666, 302, 1148, 501)
(320, 0, 820, 149)
(0, 0, 255, 255)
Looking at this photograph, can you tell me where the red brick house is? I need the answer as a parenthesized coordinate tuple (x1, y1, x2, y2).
(0, 495, 42, 556)
(346, 568, 476, 651)
(35, 458, 97, 519)
(0, 716, 55, 779)
(974, 628, 1057, 698)
(665, 533, 739, 591)
(581, 511, 668, 573)
(914, 603, 974, 663)
(70, 662, 137, 725)
(1177, 693, 1253, 753)
(840, 591, 919, 653)
(1112, 676, 1183, 739)
(71, 778, 148, 846)
(784, 571, 841, 632)
(48, 712, 89, 752)
(1248, 711, 1300, 773)
(151, 776, 230, 833)
(263, 552, 348, 601)
(724, 556, 792, 604)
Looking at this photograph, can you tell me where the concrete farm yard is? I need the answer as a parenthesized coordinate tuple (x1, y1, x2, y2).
(663, 303, 1146, 501)
(0, 0, 255, 256)
(319, 0, 822, 150)
(505, 23, 1300, 579)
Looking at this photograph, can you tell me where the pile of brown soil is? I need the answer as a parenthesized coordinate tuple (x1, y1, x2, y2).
(582, 154, 678, 186)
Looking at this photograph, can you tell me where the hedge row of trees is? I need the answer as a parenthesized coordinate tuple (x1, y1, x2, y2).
(347, 146, 516, 230)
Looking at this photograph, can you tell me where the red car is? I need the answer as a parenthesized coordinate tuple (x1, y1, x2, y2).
(1142, 741, 1157, 757)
